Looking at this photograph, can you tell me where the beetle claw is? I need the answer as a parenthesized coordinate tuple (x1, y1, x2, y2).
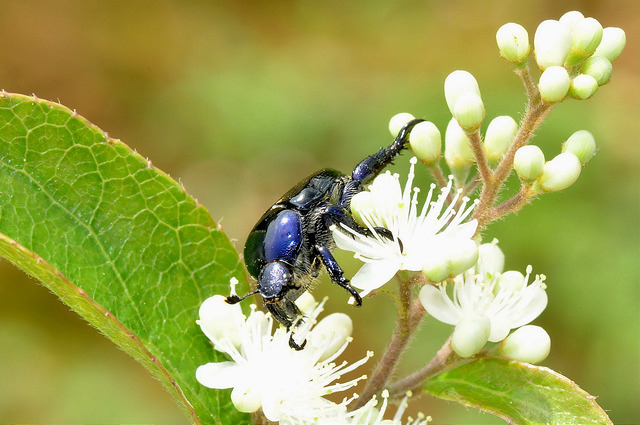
(289, 334, 307, 350)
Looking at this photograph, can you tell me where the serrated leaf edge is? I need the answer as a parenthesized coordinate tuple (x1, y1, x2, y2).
(0, 231, 200, 424)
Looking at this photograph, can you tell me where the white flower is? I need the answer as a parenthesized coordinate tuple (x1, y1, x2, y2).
(195, 285, 372, 423)
(288, 390, 431, 425)
(331, 157, 478, 296)
(419, 243, 547, 356)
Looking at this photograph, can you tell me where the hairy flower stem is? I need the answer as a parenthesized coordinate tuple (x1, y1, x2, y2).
(466, 130, 492, 183)
(515, 64, 540, 103)
(427, 163, 450, 191)
(388, 337, 459, 397)
(471, 99, 552, 232)
(494, 185, 534, 217)
(352, 274, 426, 410)
(428, 163, 456, 205)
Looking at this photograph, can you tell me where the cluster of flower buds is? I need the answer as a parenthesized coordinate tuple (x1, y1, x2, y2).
(392, 108, 520, 184)
(514, 129, 597, 192)
(394, 10, 624, 194)
(498, 10, 625, 102)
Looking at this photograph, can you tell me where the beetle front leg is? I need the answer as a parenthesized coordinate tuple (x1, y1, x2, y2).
(314, 244, 362, 306)
(265, 300, 308, 350)
(322, 203, 398, 249)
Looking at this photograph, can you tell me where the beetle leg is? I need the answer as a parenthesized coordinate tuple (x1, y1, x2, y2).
(288, 334, 307, 350)
(265, 301, 294, 328)
(265, 299, 307, 350)
(322, 203, 398, 247)
(314, 244, 362, 306)
(310, 257, 322, 278)
(348, 118, 425, 189)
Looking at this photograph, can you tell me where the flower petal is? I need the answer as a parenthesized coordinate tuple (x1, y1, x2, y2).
(350, 260, 400, 295)
(261, 391, 284, 422)
(231, 384, 263, 414)
(488, 318, 512, 342)
(418, 284, 463, 325)
(488, 287, 548, 342)
(510, 287, 548, 328)
(197, 295, 245, 347)
(195, 362, 242, 389)
(443, 219, 478, 239)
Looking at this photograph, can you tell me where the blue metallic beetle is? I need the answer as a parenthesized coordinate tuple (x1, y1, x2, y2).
(226, 118, 425, 349)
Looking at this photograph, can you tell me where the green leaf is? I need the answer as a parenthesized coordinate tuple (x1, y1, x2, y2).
(0, 92, 249, 424)
(423, 356, 612, 425)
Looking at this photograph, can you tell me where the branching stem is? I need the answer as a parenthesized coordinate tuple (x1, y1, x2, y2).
(351, 274, 426, 409)
(466, 130, 492, 184)
(427, 162, 450, 191)
(493, 185, 534, 217)
(471, 99, 552, 232)
(388, 336, 458, 397)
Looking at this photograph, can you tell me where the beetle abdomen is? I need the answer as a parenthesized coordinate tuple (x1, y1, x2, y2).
(263, 209, 303, 265)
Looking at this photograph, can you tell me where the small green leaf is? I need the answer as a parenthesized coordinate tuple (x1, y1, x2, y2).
(0, 92, 249, 424)
(423, 356, 612, 425)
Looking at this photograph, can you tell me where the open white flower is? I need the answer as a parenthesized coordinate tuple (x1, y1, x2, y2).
(419, 243, 548, 356)
(347, 390, 431, 425)
(332, 157, 478, 296)
(195, 284, 372, 423)
(283, 389, 431, 425)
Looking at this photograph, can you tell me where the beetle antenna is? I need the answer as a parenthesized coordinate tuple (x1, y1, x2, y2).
(225, 289, 260, 304)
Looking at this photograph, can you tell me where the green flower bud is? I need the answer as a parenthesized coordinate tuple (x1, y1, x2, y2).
(594, 27, 626, 62)
(449, 239, 480, 277)
(581, 55, 613, 86)
(496, 23, 530, 64)
(538, 66, 570, 103)
(476, 241, 505, 278)
(444, 118, 475, 177)
(484, 115, 518, 162)
(422, 250, 451, 283)
(389, 112, 415, 137)
(562, 130, 596, 165)
(444, 70, 481, 113)
(452, 315, 491, 357)
(537, 152, 582, 192)
(499, 325, 551, 364)
(565, 17, 603, 66)
(569, 74, 599, 99)
(453, 92, 485, 132)
(558, 11, 585, 30)
(514, 145, 545, 182)
(409, 121, 442, 165)
(422, 239, 478, 282)
(534, 20, 572, 69)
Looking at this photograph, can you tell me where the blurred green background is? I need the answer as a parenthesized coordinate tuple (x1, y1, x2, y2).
(0, 1, 637, 423)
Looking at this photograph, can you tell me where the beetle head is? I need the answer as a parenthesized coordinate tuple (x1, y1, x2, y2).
(258, 261, 293, 301)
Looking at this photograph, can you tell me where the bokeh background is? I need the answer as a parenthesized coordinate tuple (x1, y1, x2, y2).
(0, 1, 637, 423)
